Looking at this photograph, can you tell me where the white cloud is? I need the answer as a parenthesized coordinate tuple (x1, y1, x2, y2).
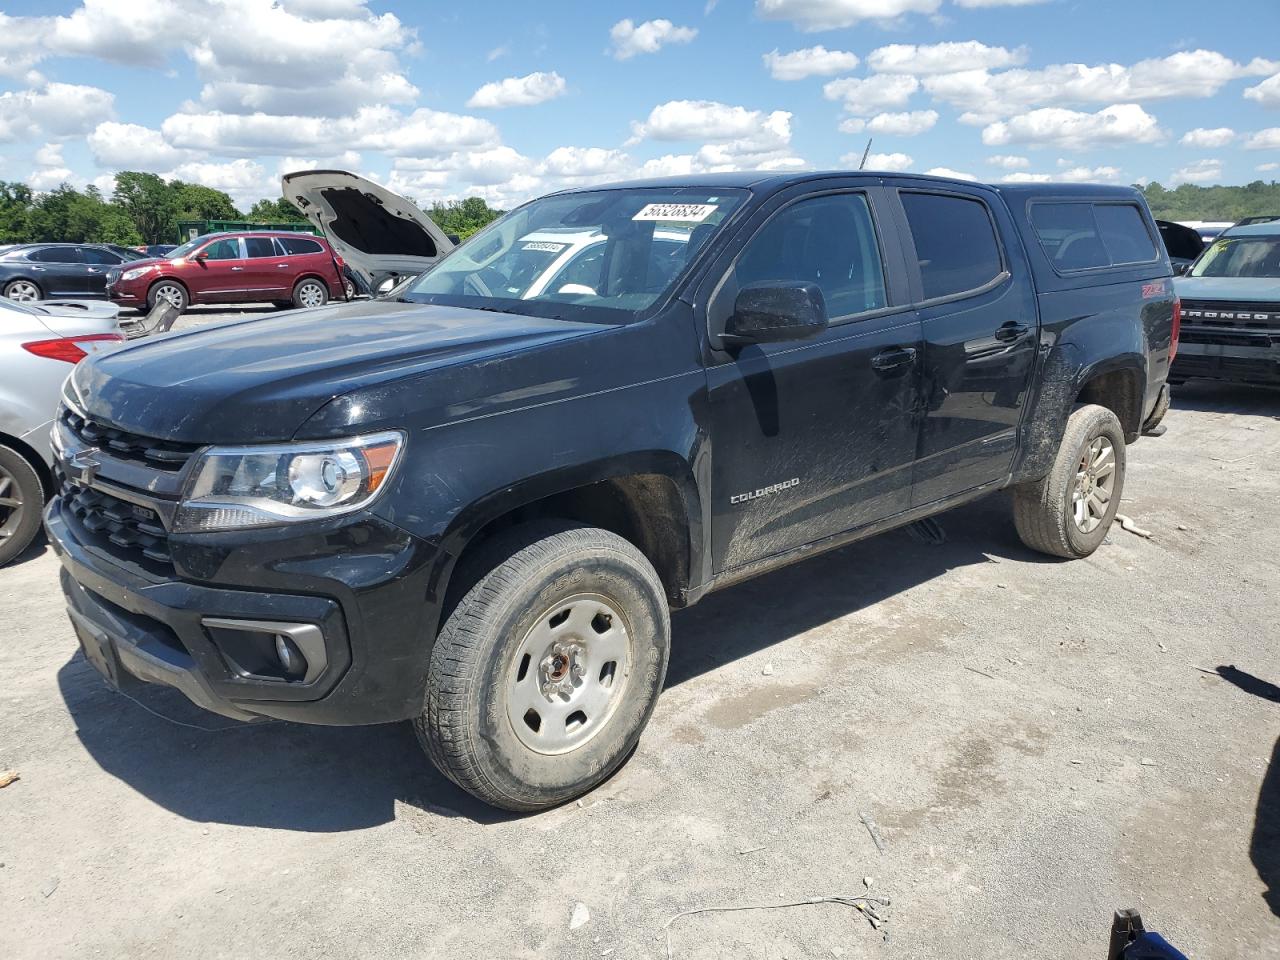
(466, 71, 567, 109)
(1179, 127, 1235, 148)
(0, 81, 114, 143)
(867, 40, 1026, 75)
(34, 142, 64, 167)
(1003, 166, 1125, 185)
(953, 0, 1048, 5)
(87, 121, 192, 169)
(486, 44, 509, 63)
(1000, 172, 1051, 183)
(924, 166, 977, 181)
(1244, 72, 1280, 107)
(540, 146, 631, 180)
(165, 158, 274, 206)
(1170, 158, 1222, 186)
(1244, 128, 1280, 150)
(840, 150, 913, 171)
(982, 103, 1164, 149)
(630, 100, 792, 147)
(988, 154, 1029, 169)
(839, 110, 938, 136)
(823, 74, 919, 115)
(1257, 162, 1279, 173)
(609, 18, 697, 60)
(763, 45, 859, 80)
(927, 49, 1279, 123)
(755, 0, 942, 31)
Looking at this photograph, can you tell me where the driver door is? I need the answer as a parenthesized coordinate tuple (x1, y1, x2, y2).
(702, 184, 924, 573)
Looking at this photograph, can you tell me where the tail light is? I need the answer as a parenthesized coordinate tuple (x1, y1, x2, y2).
(22, 333, 124, 364)
(1170, 299, 1181, 364)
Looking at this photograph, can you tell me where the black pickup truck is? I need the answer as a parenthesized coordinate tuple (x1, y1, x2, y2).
(46, 172, 1177, 811)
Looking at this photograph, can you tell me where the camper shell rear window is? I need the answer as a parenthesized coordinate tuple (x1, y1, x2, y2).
(1029, 201, 1159, 273)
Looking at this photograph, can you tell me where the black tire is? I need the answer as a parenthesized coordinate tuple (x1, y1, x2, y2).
(3, 278, 42, 302)
(416, 521, 670, 812)
(1012, 404, 1126, 559)
(147, 279, 188, 313)
(0, 445, 46, 566)
(292, 278, 329, 309)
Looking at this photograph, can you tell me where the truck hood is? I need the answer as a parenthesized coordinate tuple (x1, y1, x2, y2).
(280, 169, 454, 289)
(70, 299, 600, 444)
(1174, 276, 1280, 302)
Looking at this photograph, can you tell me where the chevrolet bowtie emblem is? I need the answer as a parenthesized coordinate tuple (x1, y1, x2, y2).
(67, 449, 101, 487)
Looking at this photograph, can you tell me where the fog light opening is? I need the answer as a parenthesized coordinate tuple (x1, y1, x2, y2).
(274, 634, 306, 679)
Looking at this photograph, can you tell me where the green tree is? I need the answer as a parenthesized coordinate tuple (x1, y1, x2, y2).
(426, 197, 504, 240)
(24, 184, 141, 245)
(172, 181, 241, 221)
(247, 197, 304, 223)
(0, 181, 35, 243)
(1140, 180, 1280, 221)
(113, 171, 179, 243)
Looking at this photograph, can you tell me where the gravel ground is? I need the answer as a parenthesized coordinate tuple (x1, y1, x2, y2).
(1, 311, 1277, 959)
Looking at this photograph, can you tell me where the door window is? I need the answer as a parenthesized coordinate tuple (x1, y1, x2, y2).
(244, 237, 277, 258)
(900, 192, 1004, 300)
(80, 247, 121, 265)
(202, 238, 242, 260)
(28, 246, 84, 263)
(733, 193, 887, 319)
(1030, 202, 1157, 271)
(1092, 204, 1158, 264)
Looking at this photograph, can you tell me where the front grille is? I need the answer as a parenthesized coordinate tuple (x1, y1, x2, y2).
(1180, 300, 1280, 331)
(63, 483, 172, 566)
(61, 408, 201, 471)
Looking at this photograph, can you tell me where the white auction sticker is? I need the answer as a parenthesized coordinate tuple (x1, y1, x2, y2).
(632, 203, 718, 222)
(521, 241, 567, 253)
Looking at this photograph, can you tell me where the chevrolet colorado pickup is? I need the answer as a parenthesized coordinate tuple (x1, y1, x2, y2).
(46, 172, 1177, 811)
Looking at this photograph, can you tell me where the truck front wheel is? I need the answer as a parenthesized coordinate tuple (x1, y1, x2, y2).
(416, 522, 670, 811)
(1012, 404, 1127, 559)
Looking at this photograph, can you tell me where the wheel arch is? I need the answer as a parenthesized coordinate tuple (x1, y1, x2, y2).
(147, 275, 189, 305)
(0, 430, 54, 500)
(435, 453, 701, 630)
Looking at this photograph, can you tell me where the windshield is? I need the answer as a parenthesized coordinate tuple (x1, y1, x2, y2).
(1189, 235, 1280, 278)
(166, 236, 209, 259)
(403, 187, 747, 322)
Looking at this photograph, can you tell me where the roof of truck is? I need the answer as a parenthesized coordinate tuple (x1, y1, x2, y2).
(555, 171, 1145, 197)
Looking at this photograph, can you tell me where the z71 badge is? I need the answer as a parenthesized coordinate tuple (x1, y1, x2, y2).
(730, 478, 800, 505)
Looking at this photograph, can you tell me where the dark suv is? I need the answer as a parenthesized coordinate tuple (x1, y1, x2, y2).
(47, 172, 1176, 811)
(105, 231, 346, 313)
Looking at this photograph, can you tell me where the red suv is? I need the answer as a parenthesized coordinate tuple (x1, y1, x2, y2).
(105, 231, 347, 313)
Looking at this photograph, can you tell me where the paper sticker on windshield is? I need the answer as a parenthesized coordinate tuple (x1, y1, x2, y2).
(633, 203, 718, 223)
(521, 241, 566, 253)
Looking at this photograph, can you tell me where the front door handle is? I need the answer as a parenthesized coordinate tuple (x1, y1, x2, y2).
(871, 346, 918, 372)
(276, 262, 290, 268)
(230, 266, 245, 271)
(995, 321, 1030, 342)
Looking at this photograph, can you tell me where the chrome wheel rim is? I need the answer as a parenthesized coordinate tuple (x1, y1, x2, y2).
(0, 466, 25, 541)
(1072, 435, 1115, 533)
(298, 281, 325, 308)
(506, 594, 632, 755)
(155, 284, 183, 308)
(344, 279, 355, 299)
(6, 281, 39, 302)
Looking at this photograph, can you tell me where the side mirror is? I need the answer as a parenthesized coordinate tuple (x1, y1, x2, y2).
(1171, 261, 1190, 276)
(723, 281, 829, 346)
(194, 250, 209, 262)
(446, 233, 461, 245)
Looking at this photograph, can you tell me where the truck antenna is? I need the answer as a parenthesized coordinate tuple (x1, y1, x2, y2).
(859, 138, 873, 170)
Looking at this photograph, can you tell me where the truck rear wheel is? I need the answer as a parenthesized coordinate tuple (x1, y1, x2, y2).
(1012, 404, 1126, 559)
(416, 522, 670, 811)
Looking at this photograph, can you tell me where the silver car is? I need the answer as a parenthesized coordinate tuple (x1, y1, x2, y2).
(1, 298, 122, 564)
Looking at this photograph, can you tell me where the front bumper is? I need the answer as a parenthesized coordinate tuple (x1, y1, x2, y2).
(1173, 328, 1280, 384)
(46, 494, 447, 725)
(105, 280, 145, 305)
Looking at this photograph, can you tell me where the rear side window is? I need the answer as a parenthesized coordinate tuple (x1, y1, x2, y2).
(1030, 202, 1157, 271)
(28, 246, 84, 264)
(244, 237, 277, 258)
(900, 193, 1003, 301)
(277, 236, 323, 255)
(733, 193, 887, 319)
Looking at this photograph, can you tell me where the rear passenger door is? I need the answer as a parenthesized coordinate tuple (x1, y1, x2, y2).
(703, 183, 924, 573)
(78, 246, 123, 296)
(889, 185, 1039, 506)
(241, 236, 290, 299)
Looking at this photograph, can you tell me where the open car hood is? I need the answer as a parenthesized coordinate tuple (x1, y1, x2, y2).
(280, 169, 455, 290)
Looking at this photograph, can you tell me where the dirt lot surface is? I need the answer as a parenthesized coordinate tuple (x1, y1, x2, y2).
(2, 310, 1278, 959)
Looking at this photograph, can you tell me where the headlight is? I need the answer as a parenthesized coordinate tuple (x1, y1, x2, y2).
(120, 266, 155, 281)
(173, 431, 404, 532)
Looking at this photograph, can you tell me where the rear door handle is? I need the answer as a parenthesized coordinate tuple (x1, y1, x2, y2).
(995, 321, 1030, 342)
(871, 346, 918, 372)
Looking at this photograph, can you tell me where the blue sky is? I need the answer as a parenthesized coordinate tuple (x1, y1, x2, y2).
(1, 0, 1277, 210)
